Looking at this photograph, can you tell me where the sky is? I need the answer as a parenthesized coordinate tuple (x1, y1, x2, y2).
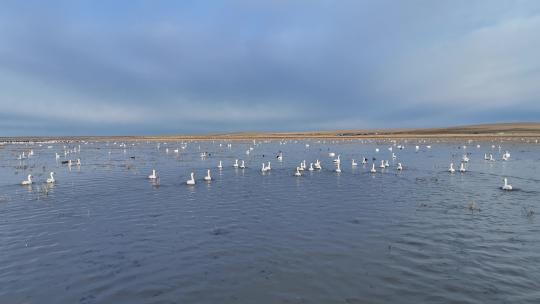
(1, 0, 540, 136)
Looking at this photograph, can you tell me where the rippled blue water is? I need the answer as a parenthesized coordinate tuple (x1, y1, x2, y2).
(1, 139, 539, 303)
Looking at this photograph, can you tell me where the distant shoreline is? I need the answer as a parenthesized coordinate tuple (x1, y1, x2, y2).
(2, 122, 540, 142)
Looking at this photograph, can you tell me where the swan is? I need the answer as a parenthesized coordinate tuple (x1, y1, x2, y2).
(148, 169, 158, 179)
(294, 167, 302, 176)
(462, 155, 469, 162)
(55, 153, 60, 159)
(380, 160, 385, 168)
(335, 163, 341, 173)
(370, 163, 376, 173)
(459, 163, 466, 173)
(385, 160, 390, 167)
(21, 174, 32, 185)
(266, 162, 271, 171)
(47, 172, 55, 183)
(240, 160, 246, 169)
(186, 172, 195, 185)
(484, 153, 489, 160)
(448, 163, 455, 173)
(392, 153, 396, 159)
(397, 163, 403, 171)
(352, 159, 358, 166)
(204, 169, 212, 181)
(489, 154, 495, 161)
(233, 159, 239, 168)
(308, 163, 314, 171)
(277, 152, 283, 161)
(333, 155, 341, 164)
(218, 161, 223, 169)
(361, 157, 367, 164)
(501, 178, 512, 191)
(76, 158, 81, 166)
(261, 163, 267, 172)
(314, 160, 322, 170)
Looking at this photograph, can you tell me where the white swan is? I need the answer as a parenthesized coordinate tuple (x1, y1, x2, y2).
(392, 153, 397, 159)
(266, 162, 271, 171)
(186, 172, 195, 185)
(233, 159, 239, 168)
(380, 160, 386, 168)
(462, 155, 469, 163)
(397, 163, 403, 171)
(314, 160, 322, 170)
(204, 169, 212, 181)
(47, 172, 55, 183)
(352, 159, 358, 166)
(294, 167, 302, 176)
(385, 160, 390, 167)
(333, 155, 341, 164)
(308, 163, 314, 171)
(240, 160, 246, 169)
(501, 178, 512, 191)
(335, 162, 342, 173)
(361, 157, 367, 164)
(459, 163, 466, 173)
(448, 163, 455, 173)
(76, 158, 81, 166)
(370, 163, 376, 173)
(218, 161, 223, 169)
(148, 169, 157, 179)
(261, 163, 267, 172)
(277, 152, 283, 161)
(21, 174, 32, 185)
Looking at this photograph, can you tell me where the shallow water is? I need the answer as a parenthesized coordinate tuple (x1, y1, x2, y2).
(1, 139, 539, 303)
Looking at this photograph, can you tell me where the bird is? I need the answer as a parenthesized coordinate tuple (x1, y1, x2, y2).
(204, 169, 212, 181)
(240, 160, 246, 169)
(186, 172, 195, 185)
(47, 172, 55, 184)
(294, 167, 302, 176)
(218, 161, 223, 169)
(148, 169, 157, 179)
(370, 163, 377, 173)
(380, 160, 386, 168)
(501, 178, 512, 191)
(233, 159, 239, 168)
(352, 159, 358, 166)
(21, 174, 33, 185)
(448, 163, 455, 173)
(459, 163, 466, 173)
(335, 163, 342, 173)
(308, 163, 314, 171)
(397, 163, 403, 171)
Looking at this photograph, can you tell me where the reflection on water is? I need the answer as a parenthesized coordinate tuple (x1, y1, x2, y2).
(1, 139, 539, 303)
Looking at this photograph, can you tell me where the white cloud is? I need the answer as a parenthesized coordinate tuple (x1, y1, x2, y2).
(381, 14, 540, 109)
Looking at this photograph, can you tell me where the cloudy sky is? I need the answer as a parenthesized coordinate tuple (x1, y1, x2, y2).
(1, 0, 539, 135)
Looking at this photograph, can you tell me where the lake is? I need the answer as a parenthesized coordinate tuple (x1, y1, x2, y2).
(1, 139, 539, 303)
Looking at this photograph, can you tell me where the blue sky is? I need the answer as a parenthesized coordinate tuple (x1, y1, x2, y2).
(1, 0, 539, 135)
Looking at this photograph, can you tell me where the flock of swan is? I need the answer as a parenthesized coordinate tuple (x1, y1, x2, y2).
(8, 139, 521, 192)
